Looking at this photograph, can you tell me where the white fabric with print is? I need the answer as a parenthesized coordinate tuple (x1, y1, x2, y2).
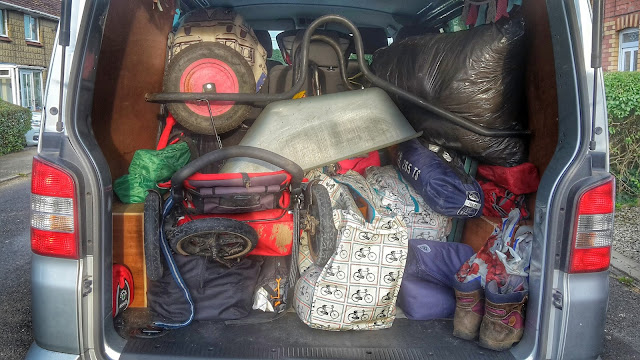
(295, 170, 409, 330)
(365, 166, 451, 241)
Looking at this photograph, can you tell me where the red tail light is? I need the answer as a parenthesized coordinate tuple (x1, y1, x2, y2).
(569, 178, 615, 273)
(30, 157, 78, 259)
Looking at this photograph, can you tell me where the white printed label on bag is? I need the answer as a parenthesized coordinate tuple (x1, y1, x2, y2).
(457, 191, 482, 217)
(417, 243, 432, 253)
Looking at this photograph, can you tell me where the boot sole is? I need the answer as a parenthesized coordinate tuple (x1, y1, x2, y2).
(453, 329, 478, 341)
(478, 337, 517, 351)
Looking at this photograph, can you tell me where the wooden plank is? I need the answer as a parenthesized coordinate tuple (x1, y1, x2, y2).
(522, 0, 559, 175)
(461, 216, 501, 252)
(91, 0, 176, 180)
(461, 215, 534, 253)
(113, 202, 147, 308)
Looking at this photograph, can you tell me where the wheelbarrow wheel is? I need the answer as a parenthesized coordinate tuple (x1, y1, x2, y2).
(168, 217, 258, 259)
(305, 182, 337, 267)
(143, 190, 164, 281)
(164, 42, 256, 135)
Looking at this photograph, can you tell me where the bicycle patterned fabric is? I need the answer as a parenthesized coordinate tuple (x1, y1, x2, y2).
(365, 166, 452, 240)
(295, 169, 446, 330)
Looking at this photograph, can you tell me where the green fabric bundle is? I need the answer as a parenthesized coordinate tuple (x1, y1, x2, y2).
(114, 142, 191, 203)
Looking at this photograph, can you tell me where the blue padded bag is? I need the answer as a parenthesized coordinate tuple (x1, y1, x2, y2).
(397, 239, 475, 320)
(394, 139, 483, 218)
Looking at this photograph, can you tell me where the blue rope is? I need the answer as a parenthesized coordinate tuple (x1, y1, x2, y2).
(154, 196, 195, 329)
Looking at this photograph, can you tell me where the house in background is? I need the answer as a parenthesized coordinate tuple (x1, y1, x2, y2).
(602, 0, 640, 71)
(0, 0, 59, 124)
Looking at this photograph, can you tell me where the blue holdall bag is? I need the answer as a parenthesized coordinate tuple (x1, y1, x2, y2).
(397, 239, 474, 320)
(394, 139, 483, 218)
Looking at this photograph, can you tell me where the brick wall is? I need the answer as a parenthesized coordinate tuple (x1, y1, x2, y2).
(603, 20, 619, 71)
(602, 0, 640, 71)
(0, 10, 57, 81)
(606, 0, 640, 17)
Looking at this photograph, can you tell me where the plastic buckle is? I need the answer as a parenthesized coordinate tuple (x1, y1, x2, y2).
(132, 325, 169, 339)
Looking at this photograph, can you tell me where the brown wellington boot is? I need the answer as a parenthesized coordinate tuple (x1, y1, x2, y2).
(479, 279, 528, 351)
(452, 279, 484, 340)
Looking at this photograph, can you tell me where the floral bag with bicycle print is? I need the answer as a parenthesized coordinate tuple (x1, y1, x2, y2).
(295, 170, 410, 330)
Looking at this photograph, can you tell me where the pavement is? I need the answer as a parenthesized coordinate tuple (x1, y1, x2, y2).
(611, 250, 640, 283)
(0, 147, 37, 184)
(613, 206, 640, 264)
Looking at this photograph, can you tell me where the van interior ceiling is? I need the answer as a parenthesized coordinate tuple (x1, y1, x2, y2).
(90, 0, 559, 358)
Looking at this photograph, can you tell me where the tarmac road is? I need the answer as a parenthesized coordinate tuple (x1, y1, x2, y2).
(0, 175, 638, 359)
(0, 177, 33, 360)
(603, 274, 640, 359)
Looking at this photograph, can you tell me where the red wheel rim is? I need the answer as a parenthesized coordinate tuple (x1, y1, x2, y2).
(180, 58, 239, 116)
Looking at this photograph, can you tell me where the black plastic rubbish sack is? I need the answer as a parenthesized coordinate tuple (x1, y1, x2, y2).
(148, 254, 263, 322)
(394, 139, 483, 218)
(372, 19, 527, 166)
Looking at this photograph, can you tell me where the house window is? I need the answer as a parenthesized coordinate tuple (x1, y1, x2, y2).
(618, 28, 639, 71)
(0, 10, 7, 37)
(0, 68, 12, 103)
(24, 14, 39, 42)
(20, 69, 43, 112)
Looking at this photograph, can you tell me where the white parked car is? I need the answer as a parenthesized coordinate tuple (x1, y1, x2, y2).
(25, 120, 40, 146)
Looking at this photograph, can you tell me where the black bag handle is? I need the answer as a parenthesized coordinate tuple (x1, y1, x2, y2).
(171, 146, 304, 205)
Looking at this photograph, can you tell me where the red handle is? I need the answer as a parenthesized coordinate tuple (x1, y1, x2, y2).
(156, 114, 177, 150)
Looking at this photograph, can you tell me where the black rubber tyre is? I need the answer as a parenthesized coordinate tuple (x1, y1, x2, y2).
(164, 42, 256, 135)
(167, 217, 258, 259)
(306, 182, 337, 267)
(143, 190, 164, 281)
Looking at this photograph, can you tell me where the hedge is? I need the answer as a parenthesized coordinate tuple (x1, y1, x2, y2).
(604, 72, 640, 203)
(0, 100, 31, 155)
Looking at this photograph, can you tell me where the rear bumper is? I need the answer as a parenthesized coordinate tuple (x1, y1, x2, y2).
(557, 271, 609, 359)
(31, 254, 81, 354)
(25, 342, 80, 360)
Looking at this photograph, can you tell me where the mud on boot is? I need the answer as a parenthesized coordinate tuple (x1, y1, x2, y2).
(479, 278, 528, 351)
(452, 277, 484, 340)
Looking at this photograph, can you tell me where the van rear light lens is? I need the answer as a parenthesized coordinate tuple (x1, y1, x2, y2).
(569, 178, 615, 273)
(31, 213, 75, 232)
(31, 159, 75, 197)
(31, 228, 77, 258)
(31, 194, 74, 214)
(30, 157, 78, 259)
(569, 247, 611, 273)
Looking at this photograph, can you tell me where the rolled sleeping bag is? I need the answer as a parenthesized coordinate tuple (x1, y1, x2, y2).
(397, 239, 475, 320)
(394, 139, 483, 218)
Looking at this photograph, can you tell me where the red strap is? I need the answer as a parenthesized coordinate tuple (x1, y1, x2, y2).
(496, 0, 509, 21)
(466, 5, 479, 26)
(168, 134, 183, 146)
(336, 151, 381, 176)
(156, 114, 177, 150)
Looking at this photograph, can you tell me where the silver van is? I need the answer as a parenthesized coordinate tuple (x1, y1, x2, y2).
(26, 0, 613, 359)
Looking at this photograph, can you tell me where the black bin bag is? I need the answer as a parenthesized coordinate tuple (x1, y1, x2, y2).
(372, 19, 527, 166)
(148, 254, 263, 322)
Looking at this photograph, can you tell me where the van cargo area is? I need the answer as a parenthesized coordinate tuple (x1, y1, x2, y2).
(37, 0, 609, 359)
